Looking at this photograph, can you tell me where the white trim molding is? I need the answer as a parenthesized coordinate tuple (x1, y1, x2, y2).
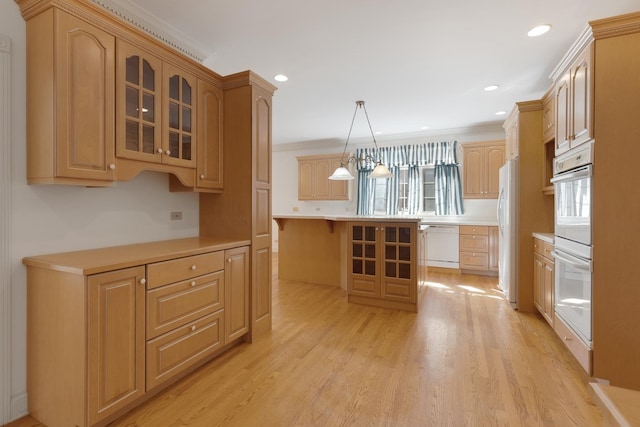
(89, 0, 212, 62)
(0, 33, 12, 426)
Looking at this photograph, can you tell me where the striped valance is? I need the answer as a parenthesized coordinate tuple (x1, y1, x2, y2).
(356, 141, 458, 171)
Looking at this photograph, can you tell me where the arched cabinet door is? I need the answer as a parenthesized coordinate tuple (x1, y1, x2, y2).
(196, 79, 224, 190)
(163, 63, 197, 168)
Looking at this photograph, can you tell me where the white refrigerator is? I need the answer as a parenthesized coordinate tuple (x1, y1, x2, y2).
(497, 159, 517, 308)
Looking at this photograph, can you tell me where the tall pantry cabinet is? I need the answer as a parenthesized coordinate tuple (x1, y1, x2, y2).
(200, 72, 277, 339)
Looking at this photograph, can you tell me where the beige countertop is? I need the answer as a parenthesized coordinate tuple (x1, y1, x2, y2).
(272, 214, 497, 226)
(532, 232, 554, 244)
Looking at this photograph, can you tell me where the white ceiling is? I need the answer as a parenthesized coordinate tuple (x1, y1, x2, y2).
(118, 0, 639, 146)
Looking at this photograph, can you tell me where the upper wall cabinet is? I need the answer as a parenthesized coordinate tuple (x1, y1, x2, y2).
(25, 8, 116, 186)
(462, 141, 505, 199)
(16, 0, 229, 189)
(297, 153, 350, 201)
(554, 43, 594, 155)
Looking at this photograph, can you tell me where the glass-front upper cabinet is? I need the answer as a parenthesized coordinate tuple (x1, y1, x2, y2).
(163, 63, 196, 168)
(116, 40, 162, 162)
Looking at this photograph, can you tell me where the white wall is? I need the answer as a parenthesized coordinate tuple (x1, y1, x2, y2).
(271, 126, 506, 251)
(2, 0, 199, 421)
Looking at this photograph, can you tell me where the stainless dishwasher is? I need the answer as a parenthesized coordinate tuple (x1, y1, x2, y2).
(425, 225, 459, 269)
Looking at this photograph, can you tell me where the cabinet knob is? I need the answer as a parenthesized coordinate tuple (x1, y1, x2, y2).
(109, 163, 116, 170)
(191, 325, 196, 331)
(227, 258, 232, 263)
(200, 174, 205, 179)
(564, 336, 572, 342)
(139, 278, 146, 285)
(166, 150, 171, 155)
(191, 265, 197, 271)
(157, 148, 163, 154)
(472, 236, 476, 239)
(191, 281, 196, 287)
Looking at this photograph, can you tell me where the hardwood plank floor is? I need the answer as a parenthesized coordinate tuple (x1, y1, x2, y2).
(5, 258, 603, 426)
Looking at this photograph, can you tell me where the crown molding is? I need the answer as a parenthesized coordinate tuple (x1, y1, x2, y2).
(591, 11, 640, 40)
(89, 0, 211, 62)
(549, 24, 594, 81)
(273, 122, 506, 153)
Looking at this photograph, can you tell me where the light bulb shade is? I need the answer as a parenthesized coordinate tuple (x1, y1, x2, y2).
(369, 163, 393, 179)
(329, 166, 355, 180)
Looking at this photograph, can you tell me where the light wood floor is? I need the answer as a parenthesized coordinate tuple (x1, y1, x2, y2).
(6, 257, 603, 427)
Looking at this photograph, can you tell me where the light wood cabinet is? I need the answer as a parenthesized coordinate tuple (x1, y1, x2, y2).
(555, 43, 594, 155)
(24, 8, 116, 186)
(88, 266, 146, 426)
(462, 141, 505, 199)
(196, 79, 224, 191)
(459, 225, 498, 276)
(225, 246, 250, 342)
(533, 238, 554, 326)
(542, 89, 556, 143)
(23, 238, 250, 427)
(348, 221, 418, 312)
(297, 153, 350, 200)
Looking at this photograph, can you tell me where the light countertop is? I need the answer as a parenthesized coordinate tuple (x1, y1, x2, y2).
(272, 214, 498, 226)
(532, 232, 554, 243)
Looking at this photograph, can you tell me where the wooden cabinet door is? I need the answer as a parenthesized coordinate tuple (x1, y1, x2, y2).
(542, 93, 555, 143)
(505, 120, 519, 160)
(380, 223, 416, 303)
(463, 147, 484, 198)
(488, 226, 499, 272)
(555, 75, 571, 155)
(163, 63, 197, 168)
(533, 252, 544, 314)
(349, 222, 380, 298)
(197, 79, 224, 190)
(88, 266, 145, 426)
(55, 11, 115, 182)
(116, 40, 162, 163)
(570, 46, 593, 149)
(485, 146, 505, 198)
(314, 158, 331, 199)
(225, 246, 250, 342)
(298, 160, 314, 199)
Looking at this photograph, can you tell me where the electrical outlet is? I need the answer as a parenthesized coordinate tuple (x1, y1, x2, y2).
(170, 211, 182, 220)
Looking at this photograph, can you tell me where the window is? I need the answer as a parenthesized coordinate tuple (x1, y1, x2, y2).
(372, 166, 436, 215)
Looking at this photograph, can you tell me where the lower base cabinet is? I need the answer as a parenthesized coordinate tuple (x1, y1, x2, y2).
(23, 238, 250, 427)
(459, 225, 499, 276)
(533, 237, 554, 326)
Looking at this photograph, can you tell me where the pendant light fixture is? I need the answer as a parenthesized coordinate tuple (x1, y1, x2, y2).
(328, 101, 393, 180)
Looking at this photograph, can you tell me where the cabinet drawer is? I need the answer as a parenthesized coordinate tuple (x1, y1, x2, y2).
(146, 271, 224, 339)
(533, 238, 554, 259)
(460, 225, 488, 235)
(554, 315, 592, 375)
(146, 310, 225, 390)
(147, 251, 224, 289)
(460, 252, 489, 270)
(460, 235, 489, 252)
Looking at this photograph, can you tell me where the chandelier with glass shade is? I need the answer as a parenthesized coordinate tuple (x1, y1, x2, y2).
(328, 101, 393, 181)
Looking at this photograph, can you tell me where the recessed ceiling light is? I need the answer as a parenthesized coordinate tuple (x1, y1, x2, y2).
(375, 131, 383, 135)
(528, 24, 551, 37)
(484, 85, 499, 91)
(274, 74, 288, 82)
(420, 126, 430, 130)
(495, 111, 507, 116)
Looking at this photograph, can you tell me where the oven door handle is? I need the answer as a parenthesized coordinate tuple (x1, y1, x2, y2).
(550, 165, 592, 183)
(550, 250, 592, 272)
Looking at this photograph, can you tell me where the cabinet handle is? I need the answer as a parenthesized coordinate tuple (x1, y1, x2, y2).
(166, 150, 171, 155)
(191, 325, 196, 331)
(200, 174, 205, 179)
(227, 258, 232, 263)
(109, 164, 116, 170)
(564, 336, 572, 342)
(472, 236, 476, 239)
(191, 265, 197, 271)
(157, 148, 163, 154)
(139, 278, 146, 285)
(191, 281, 196, 287)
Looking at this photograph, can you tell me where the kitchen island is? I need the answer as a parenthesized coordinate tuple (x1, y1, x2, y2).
(273, 215, 425, 312)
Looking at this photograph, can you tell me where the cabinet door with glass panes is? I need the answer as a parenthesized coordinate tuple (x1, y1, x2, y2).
(116, 41, 162, 163)
(162, 63, 197, 168)
(348, 222, 416, 304)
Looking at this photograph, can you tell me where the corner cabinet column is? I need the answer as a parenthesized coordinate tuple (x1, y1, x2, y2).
(199, 71, 277, 341)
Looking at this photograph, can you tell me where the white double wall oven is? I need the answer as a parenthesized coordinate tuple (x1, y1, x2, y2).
(550, 142, 593, 345)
